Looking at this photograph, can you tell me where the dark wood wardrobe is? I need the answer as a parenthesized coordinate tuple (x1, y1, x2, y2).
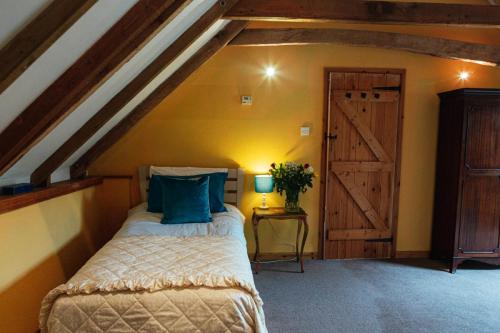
(432, 88, 500, 273)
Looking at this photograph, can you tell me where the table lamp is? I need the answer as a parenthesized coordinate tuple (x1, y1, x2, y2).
(254, 175, 274, 209)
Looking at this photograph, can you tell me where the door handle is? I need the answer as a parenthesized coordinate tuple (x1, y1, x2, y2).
(325, 133, 337, 140)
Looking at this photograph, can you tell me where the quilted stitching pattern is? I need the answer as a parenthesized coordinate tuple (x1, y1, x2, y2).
(40, 236, 266, 333)
(49, 289, 259, 332)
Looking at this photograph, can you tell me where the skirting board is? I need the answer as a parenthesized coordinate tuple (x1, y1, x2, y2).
(248, 252, 428, 260)
(395, 251, 430, 259)
(248, 252, 316, 261)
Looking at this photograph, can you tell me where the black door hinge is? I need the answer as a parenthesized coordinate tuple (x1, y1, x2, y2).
(372, 86, 401, 91)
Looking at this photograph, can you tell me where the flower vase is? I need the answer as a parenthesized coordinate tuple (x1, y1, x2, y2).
(285, 190, 300, 213)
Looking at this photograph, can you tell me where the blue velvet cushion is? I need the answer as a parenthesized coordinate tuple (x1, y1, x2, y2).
(160, 176, 212, 224)
(198, 172, 228, 213)
(147, 174, 163, 213)
(147, 172, 228, 213)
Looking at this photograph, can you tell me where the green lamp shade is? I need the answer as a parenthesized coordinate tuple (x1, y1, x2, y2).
(254, 175, 274, 193)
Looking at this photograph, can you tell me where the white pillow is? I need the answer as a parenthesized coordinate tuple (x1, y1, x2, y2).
(150, 166, 228, 177)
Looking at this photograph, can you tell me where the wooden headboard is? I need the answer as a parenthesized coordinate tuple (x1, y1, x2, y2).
(138, 166, 245, 208)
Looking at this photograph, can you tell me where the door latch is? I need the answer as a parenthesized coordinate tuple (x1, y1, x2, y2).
(325, 133, 337, 140)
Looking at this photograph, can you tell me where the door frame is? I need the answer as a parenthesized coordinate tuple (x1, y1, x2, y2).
(318, 67, 406, 259)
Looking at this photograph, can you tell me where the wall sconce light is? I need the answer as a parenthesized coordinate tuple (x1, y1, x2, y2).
(265, 66, 276, 78)
(458, 71, 470, 81)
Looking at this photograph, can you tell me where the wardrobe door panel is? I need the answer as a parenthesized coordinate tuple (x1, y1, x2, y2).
(459, 176, 500, 254)
(465, 106, 500, 170)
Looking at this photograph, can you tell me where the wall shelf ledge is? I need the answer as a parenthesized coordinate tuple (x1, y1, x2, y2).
(0, 177, 103, 215)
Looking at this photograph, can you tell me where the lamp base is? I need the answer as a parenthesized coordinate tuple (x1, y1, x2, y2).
(259, 193, 269, 210)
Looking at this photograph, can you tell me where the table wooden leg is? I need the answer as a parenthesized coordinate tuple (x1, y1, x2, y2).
(252, 215, 260, 273)
(299, 217, 309, 273)
(296, 218, 302, 262)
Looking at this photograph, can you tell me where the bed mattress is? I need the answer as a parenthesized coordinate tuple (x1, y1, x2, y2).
(40, 204, 266, 333)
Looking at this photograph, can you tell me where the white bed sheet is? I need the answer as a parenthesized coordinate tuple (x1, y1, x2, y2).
(116, 202, 246, 240)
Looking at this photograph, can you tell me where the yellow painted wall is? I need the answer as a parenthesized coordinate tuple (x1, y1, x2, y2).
(0, 179, 130, 333)
(89, 33, 500, 256)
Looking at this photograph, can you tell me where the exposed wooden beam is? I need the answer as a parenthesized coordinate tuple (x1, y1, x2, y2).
(70, 21, 249, 178)
(31, 0, 239, 186)
(230, 28, 500, 66)
(0, 0, 97, 94)
(0, 0, 190, 178)
(224, 0, 500, 26)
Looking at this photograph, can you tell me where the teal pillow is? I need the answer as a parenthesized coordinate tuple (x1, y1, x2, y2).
(160, 176, 212, 224)
(147, 175, 163, 213)
(147, 172, 228, 213)
(196, 172, 228, 213)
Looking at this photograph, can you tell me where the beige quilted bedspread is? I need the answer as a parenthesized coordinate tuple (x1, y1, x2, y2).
(39, 235, 266, 333)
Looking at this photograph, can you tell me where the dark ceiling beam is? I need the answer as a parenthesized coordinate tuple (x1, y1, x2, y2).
(224, 0, 500, 26)
(70, 20, 249, 179)
(230, 28, 500, 66)
(31, 0, 240, 186)
(0, 0, 97, 94)
(0, 0, 190, 179)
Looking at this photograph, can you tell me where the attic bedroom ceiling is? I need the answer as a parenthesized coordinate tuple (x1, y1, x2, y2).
(0, 0, 232, 186)
(0, 0, 498, 187)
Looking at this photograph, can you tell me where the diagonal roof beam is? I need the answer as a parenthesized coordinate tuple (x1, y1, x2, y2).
(70, 20, 249, 179)
(0, 0, 97, 94)
(230, 28, 500, 66)
(224, 0, 500, 26)
(0, 0, 190, 178)
(31, 0, 240, 186)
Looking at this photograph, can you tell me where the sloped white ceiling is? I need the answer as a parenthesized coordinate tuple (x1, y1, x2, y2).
(0, 0, 138, 133)
(0, 0, 52, 48)
(0, 0, 226, 186)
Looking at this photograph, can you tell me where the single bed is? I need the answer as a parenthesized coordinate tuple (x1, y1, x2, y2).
(40, 167, 267, 333)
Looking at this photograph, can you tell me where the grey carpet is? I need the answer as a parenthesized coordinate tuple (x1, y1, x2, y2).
(253, 259, 500, 333)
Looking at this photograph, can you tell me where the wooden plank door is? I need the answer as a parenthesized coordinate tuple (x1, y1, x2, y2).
(322, 68, 404, 259)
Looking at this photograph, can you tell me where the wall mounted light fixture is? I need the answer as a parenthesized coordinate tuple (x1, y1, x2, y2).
(265, 66, 276, 78)
(458, 71, 470, 81)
